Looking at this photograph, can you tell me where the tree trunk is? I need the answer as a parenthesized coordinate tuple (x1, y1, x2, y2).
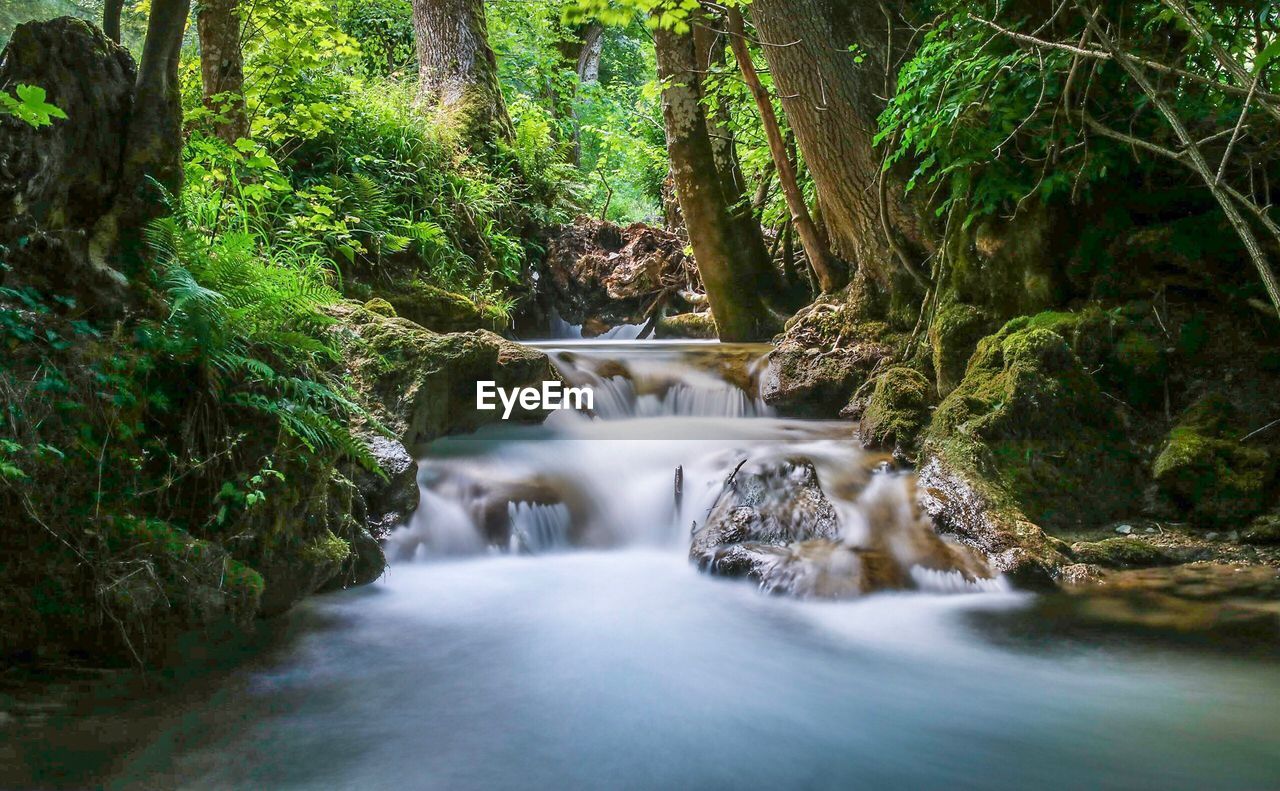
(726, 7, 846, 293)
(691, 17, 789, 311)
(749, 0, 929, 285)
(412, 0, 513, 145)
(120, 0, 190, 212)
(196, 0, 247, 143)
(104, 0, 124, 43)
(654, 22, 778, 342)
(577, 21, 604, 84)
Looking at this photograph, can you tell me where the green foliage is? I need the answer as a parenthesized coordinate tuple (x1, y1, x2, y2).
(0, 83, 66, 127)
(880, 2, 1280, 228)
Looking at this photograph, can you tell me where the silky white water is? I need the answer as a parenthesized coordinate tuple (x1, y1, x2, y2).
(97, 340, 1280, 789)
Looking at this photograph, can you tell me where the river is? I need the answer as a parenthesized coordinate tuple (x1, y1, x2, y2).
(7, 340, 1280, 789)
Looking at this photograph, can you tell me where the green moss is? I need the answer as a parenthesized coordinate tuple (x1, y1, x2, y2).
(1152, 394, 1274, 527)
(927, 317, 1141, 530)
(381, 281, 505, 333)
(861, 367, 933, 451)
(301, 531, 352, 565)
(656, 312, 718, 340)
(929, 298, 993, 397)
(363, 298, 397, 317)
(1069, 537, 1174, 569)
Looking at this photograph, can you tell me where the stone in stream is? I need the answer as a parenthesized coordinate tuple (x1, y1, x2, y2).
(691, 458, 994, 598)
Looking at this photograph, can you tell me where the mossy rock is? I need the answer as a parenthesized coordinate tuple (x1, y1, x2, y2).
(764, 305, 902, 418)
(927, 317, 1141, 530)
(1069, 537, 1175, 569)
(1242, 513, 1280, 545)
(929, 299, 994, 397)
(860, 366, 933, 452)
(362, 298, 397, 317)
(656, 312, 717, 339)
(329, 301, 559, 447)
(380, 281, 508, 334)
(1152, 394, 1275, 527)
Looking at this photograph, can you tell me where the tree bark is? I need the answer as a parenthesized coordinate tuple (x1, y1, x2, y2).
(121, 0, 191, 207)
(726, 7, 846, 293)
(654, 21, 778, 341)
(412, 0, 513, 145)
(749, 0, 929, 285)
(104, 0, 124, 43)
(692, 17, 789, 311)
(577, 21, 604, 84)
(196, 0, 247, 143)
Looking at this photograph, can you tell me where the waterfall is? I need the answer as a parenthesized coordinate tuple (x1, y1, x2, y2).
(508, 501, 573, 554)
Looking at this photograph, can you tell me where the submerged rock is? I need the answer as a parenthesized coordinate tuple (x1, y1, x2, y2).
(692, 458, 993, 597)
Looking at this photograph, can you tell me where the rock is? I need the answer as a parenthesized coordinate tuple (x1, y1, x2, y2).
(691, 458, 840, 562)
(353, 433, 419, 535)
(0, 18, 138, 314)
(763, 303, 900, 418)
(328, 301, 560, 448)
(531, 217, 699, 330)
(1053, 563, 1280, 639)
(380, 281, 507, 334)
(1116, 524, 1133, 534)
(1242, 514, 1280, 545)
(1069, 537, 1175, 569)
(916, 454, 1070, 589)
(858, 366, 933, 453)
(655, 312, 717, 339)
(692, 458, 993, 597)
(1152, 394, 1275, 528)
(925, 314, 1142, 530)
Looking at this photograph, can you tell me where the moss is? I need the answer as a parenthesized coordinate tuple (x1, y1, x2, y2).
(656, 312, 718, 339)
(860, 366, 933, 451)
(1242, 514, 1280, 545)
(380, 281, 506, 333)
(1069, 537, 1174, 569)
(927, 317, 1142, 530)
(1152, 394, 1274, 527)
(301, 531, 352, 565)
(929, 298, 993, 397)
(362, 298, 397, 317)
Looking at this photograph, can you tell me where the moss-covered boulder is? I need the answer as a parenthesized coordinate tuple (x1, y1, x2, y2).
(763, 301, 902, 417)
(1152, 394, 1275, 528)
(927, 315, 1142, 530)
(380, 281, 508, 334)
(330, 301, 559, 448)
(655, 312, 717, 339)
(1068, 537, 1176, 569)
(859, 366, 933, 452)
(1242, 513, 1280, 545)
(929, 299, 994, 397)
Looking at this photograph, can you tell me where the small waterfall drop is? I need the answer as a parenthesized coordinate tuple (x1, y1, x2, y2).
(384, 338, 1005, 596)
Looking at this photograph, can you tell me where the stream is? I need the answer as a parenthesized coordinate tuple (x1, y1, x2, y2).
(8, 340, 1280, 789)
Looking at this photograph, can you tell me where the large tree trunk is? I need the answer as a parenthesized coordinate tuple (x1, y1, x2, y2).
(691, 18, 790, 311)
(654, 21, 778, 342)
(197, 0, 247, 143)
(726, 7, 846, 293)
(750, 0, 929, 288)
(412, 0, 513, 145)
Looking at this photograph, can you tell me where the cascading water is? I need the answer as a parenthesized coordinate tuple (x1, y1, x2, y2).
(386, 339, 1000, 594)
(76, 338, 1280, 791)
